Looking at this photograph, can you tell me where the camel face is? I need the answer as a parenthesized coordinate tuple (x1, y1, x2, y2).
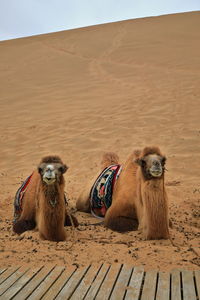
(137, 154, 166, 179)
(148, 154, 164, 177)
(38, 163, 67, 185)
(42, 164, 56, 185)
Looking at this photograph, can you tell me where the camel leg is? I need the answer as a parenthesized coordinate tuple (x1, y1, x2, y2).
(104, 204, 139, 232)
(39, 229, 66, 242)
(76, 180, 93, 213)
(105, 215, 138, 232)
(13, 195, 36, 234)
(76, 196, 90, 212)
(64, 210, 79, 227)
(13, 219, 36, 234)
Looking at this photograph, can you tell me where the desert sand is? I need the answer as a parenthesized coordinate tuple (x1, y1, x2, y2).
(0, 11, 199, 271)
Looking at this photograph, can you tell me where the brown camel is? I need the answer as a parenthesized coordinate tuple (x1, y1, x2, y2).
(13, 155, 78, 241)
(76, 147, 169, 240)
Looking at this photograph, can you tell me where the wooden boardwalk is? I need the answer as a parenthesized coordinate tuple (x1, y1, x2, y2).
(0, 264, 199, 299)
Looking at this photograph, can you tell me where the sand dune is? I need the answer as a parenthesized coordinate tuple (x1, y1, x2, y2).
(0, 11, 199, 270)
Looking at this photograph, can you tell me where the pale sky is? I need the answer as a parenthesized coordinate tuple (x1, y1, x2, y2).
(0, 0, 200, 41)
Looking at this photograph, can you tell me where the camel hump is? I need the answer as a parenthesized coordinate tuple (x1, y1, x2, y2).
(101, 152, 119, 170)
(133, 149, 141, 158)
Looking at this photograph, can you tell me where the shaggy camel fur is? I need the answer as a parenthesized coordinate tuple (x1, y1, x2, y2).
(76, 147, 169, 240)
(13, 155, 78, 241)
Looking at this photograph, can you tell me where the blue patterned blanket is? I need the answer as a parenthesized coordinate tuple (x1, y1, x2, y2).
(90, 164, 121, 218)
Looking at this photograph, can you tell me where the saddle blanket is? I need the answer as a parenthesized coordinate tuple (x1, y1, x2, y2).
(13, 173, 33, 223)
(90, 164, 121, 219)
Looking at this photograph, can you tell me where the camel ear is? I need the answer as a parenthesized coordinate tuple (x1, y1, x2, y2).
(134, 158, 140, 165)
(59, 164, 68, 174)
(161, 156, 166, 165)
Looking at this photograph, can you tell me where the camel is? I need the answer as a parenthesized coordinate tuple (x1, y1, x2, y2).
(76, 147, 169, 240)
(13, 155, 78, 241)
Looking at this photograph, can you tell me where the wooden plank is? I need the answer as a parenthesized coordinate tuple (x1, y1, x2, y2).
(26, 266, 65, 300)
(171, 270, 181, 300)
(0, 265, 197, 300)
(84, 264, 110, 300)
(95, 264, 122, 300)
(12, 266, 55, 300)
(156, 272, 170, 300)
(70, 264, 102, 300)
(125, 266, 144, 300)
(0, 269, 7, 276)
(1, 267, 42, 300)
(56, 265, 90, 300)
(194, 270, 200, 299)
(0, 266, 29, 297)
(140, 270, 157, 300)
(0, 267, 19, 285)
(42, 266, 77, 300)
(110, 264, 133, 300)
(182, 270, 196, 300)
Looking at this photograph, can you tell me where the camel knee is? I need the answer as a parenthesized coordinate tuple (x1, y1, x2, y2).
(104, 215, 138, 232)
(13, 219, 36, 234)
(76, 197, 90, 213)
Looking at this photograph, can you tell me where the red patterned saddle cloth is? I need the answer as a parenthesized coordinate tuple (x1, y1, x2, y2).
(90, 165, 121, 218)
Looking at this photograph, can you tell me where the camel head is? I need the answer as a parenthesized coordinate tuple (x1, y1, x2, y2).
(38, 156, 68, 185)
(135, 147, 166, 179)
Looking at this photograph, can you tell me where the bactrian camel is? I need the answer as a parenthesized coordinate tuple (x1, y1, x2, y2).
(13, 155, 78, 241)
(76, 147, 169, 240)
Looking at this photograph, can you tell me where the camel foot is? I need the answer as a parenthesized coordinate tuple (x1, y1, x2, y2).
(13, 219, 36, 234)
(105, 216, 138, 232)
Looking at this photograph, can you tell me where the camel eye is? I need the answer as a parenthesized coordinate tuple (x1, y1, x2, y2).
(140, 159, 146, 167)
(38, 167, 43, 174)
(58, 165, 68, 174)
(135, 158, 146, 167)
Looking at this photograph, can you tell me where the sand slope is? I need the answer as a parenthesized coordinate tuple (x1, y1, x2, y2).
(0, 11, 199, 270)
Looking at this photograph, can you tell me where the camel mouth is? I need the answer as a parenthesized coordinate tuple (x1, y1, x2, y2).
(149, 168, 163, 178)
(43, 177, 56, 185)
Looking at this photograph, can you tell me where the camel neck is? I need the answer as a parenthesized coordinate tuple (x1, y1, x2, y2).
(42, 182, 63, 208)
(141, 176, 169, 239)
(144, 176, 164, 188)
